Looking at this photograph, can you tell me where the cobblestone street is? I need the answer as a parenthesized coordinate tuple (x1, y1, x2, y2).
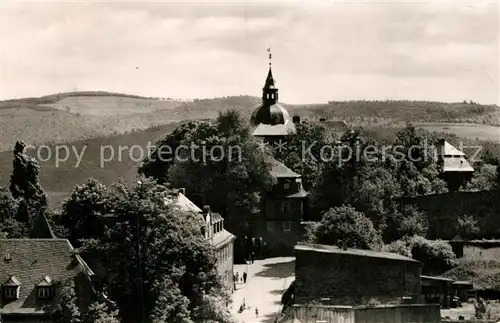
(231, 257, 295, 323)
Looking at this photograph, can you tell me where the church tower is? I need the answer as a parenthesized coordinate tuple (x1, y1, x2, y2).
(250, 49, 297, 142)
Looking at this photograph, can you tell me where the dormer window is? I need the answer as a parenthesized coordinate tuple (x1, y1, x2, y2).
(36, 276, 52, 299)
(38, 287, 50, 298)
(3, 276, 20, 299)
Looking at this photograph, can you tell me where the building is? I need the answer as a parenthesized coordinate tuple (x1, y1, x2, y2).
(248, 54, 309, 257)
(0, 239, 95, 323)
(256, 157, 308, 256)
(436, 139, 474, 191)
(250, 56, 297, 142)
(293, 243, 422, 305)
(176, 191, 236, 292)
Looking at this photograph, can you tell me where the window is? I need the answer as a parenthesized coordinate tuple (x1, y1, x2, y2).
(283, 222, 291, 232)
(267, 222, 274, 231)
(281, 200, 291, 213)
(4, 287, 17, 299)
(284, 182, 290, 190)
(37, 287, 50, 299)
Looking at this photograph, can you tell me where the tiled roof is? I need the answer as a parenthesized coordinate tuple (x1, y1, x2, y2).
(0, 239, 94, 316)
(174, 193, 202, 213)
(268, 157, 301, 178)
(295, 243, 420, 263)
(210, 212, 223, 224)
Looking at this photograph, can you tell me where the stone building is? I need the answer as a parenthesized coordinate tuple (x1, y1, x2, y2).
(293, 243, 422, 305)
(0, 239, 96, 323)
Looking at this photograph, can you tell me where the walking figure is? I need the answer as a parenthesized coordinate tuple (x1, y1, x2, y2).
(255, 307, 259, 317)
(242, 298, 246, 309)
(243, 272, 247, 284)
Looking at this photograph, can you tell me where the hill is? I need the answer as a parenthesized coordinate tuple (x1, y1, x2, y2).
(0, 123, 180, 209)
(1, 91, 500, 152)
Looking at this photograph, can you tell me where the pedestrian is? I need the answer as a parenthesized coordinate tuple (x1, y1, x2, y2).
(251, 252, 255, 264)
(243, 298, 246, 309)
(235, 272, 239, 283)
(243, 272, 247, 284)
(255, 307, 259, 317)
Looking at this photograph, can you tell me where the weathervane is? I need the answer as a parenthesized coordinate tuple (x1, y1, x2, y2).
(267, 47, 272, 66)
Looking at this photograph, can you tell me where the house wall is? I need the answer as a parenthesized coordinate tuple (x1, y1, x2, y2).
(215, 240, 234, 293)
(294, 250, 421, 305)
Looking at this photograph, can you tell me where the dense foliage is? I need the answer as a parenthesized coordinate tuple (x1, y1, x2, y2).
(385, 235, 456, 274)
(82, 179, 234, 323)
(310, 205, 383, 250)
(141, 110, 275, 234)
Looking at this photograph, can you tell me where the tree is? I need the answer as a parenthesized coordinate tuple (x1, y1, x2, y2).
(385, 236, 455, 274)
(138, 121, 202, 184)
(273, 121, 334, 190)
(60, 178, 115, 246)
(168, 110, 275, 230)
(456, 214, 480, 237)
(0, 187, 29, 238)
(9, 141, 47, 225)
(388, 205, 428, 241)
(84, 179, 234, 323)
(83, 301, 120, 323)
(53, 280, 82, 323)
(312, 205, 382, 250)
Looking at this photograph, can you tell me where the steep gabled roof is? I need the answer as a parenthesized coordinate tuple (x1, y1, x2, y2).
(30, 213, 57, 239)
(268, 157, 301, 178)
(0, 239, 94, 316)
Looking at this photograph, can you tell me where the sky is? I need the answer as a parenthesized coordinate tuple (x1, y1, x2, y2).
(0, 0, 499, 105)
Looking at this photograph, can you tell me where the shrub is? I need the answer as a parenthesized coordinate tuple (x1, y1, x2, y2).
(313, 205, 383, 250)
(384, 235, 455, 274)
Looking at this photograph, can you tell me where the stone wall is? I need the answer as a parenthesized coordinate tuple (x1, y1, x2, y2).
(294, 249, 421, 305)
(281, 304, 440, 323)
(401, 190, 500, 239)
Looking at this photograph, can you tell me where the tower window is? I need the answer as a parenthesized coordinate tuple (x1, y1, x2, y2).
(283, 222, 291, 232)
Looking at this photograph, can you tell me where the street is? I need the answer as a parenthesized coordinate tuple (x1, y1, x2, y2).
(231, 257, 295, 323)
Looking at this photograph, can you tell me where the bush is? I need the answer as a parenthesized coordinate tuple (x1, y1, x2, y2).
(384, 235, 455, 274)
(313, 205, 383, 250)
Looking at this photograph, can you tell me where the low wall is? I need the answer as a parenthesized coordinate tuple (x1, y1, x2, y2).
(355, 304, 441, 323)
(282, 304, 440, 323)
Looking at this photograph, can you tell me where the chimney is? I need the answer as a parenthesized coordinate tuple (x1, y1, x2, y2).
(292, 116, 301, 124)
(178, 188, 186, 196)
(319, 118, 326, 122)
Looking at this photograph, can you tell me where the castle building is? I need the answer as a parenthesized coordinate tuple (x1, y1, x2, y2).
(250, 54, 297, 143)
(248, 53, 308, 257)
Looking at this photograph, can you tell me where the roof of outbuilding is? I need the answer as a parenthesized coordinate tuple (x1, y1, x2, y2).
(295, 243, 420, 263)
(0, 239, 94, 316)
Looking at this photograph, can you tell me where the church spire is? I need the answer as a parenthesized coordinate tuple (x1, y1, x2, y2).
(263, 47, 278, 104)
